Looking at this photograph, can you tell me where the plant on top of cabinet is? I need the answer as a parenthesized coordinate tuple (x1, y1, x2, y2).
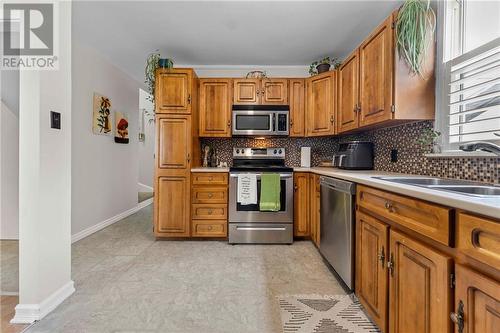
(395, 0, 436, 75)
(309, 56, 341, 76)
(145, 51, 174, 114)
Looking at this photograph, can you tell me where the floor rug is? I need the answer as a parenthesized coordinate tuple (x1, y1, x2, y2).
(278, 294, 380, 333)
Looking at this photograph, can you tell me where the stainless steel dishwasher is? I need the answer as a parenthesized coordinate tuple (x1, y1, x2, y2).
(319, 176, 356, 290)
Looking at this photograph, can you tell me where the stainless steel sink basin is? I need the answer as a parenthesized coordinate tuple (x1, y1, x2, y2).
(373, 176, 500, 197)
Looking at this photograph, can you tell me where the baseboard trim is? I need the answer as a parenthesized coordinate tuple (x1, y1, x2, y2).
(10, 280, 75, 324)
(71, 198, 153, 243)
(138, 182, 153, 192)
(0, 291, 19, 296)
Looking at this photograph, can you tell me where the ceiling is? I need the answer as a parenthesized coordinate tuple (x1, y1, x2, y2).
(73, 1, 402, 83)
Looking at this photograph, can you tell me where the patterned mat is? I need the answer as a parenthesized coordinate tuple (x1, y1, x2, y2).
(277, 294, 380, 333)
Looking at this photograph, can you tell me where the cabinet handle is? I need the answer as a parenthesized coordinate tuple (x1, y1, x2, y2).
(330, 116, 334, 123)
(378, 246, 385, 268)
(294, 185, 298, 192)
(188, 94, 191, 104)
(187, 153, 191, 163)
(387, 252, 395, 277)
(227, 120, 231, 127)
(290, 119, 294, 127)
(384, 201, 394, 212)
(450, 300, 464, 333)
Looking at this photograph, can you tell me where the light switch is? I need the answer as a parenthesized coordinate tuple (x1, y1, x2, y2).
(51, 111, 61, 129)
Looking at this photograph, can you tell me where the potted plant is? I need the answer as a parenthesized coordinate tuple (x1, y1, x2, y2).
(416, 128, 441, 153)
(144, 52, 174, 114)
(309, 57, 341, 76)
(395, 0, 436, 75)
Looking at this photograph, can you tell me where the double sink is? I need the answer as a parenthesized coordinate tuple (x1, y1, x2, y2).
(373, 176, 500, 197)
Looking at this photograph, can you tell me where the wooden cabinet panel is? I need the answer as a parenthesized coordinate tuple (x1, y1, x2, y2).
(357, 186, 452, 246)
(192, 172, 228, 186)
(192, 186, 227, 204)
(309, 174, 320, 246)
(157, 115, 191, 169)
(454, 264, 500, 333)
(359, 16, 393, 127)
(338, 49, 360, 133)
(191, 204, 227, 220)
(155, 175, 190, 236)
(294, 172, 310, 237)
(355, 211, 389, 332)
(192, 220, 227, 237)
(306, 71, 336, 136)
(389, 230, 452, 333)
(199, 79, 232, 137)
(457, 213, 500, 271)
(156, 69, 192, 114)
(261, 79, 288, 105)
(289, 79, 305, 137)
(233, 79, 260, 104)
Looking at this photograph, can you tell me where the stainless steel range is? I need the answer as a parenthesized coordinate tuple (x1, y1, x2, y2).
(228, 147, 293, 244)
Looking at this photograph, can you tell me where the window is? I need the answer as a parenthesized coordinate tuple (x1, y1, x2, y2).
(438, 0, 500, 150)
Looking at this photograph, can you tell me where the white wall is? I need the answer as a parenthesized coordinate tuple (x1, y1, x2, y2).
(138, 89, 154, 190)
(0, 101, 19, 239)
(71, 41, 141, 236)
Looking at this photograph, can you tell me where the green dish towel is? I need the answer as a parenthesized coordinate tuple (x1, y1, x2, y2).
(259, 173, 281, 211)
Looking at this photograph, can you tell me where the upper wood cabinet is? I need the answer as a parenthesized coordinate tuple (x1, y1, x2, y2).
(306, 71, 336, 136)
(337, 10, 435, 134)
(293, 172, 310, 237)
(199, 79, 232, 137)
(156, 68, 195, 114)
(338, 49, 360, 133)
(289, 79, 305, 137)
(157, 115, 192, 170)
(389, 230, 452, 333)
(356, 212, 389, 333)
(233, 78, 288, 105)
(454, 264, 500, 333)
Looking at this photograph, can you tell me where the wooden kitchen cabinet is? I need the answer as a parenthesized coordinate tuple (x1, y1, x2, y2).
(309, 174, 320, 246)
(389, 230, 452, 333)
(261, 79, 288, 104)
(233, 79, 260, 105)
(454, 264, 500, 333)
(233, 78, 288, 105)
(289, 79, 305, 137)
(199, 79, 232, 137)
(293, 172, 310, 237)
(156, 175, 191, 236)
(156, 115, 192, 170)
(306, 71, 336, 136)
(337, 49, 360, 133)
(156, 68, 196, 114)
(355, 211, 389, 333)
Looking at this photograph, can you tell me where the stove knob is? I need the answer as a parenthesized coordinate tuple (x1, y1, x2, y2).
(274, 149, 277, 154)
(236, 149, 240, 154)
(278, 149, 282, 154)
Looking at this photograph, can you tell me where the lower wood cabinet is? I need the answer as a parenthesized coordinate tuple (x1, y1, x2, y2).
(309, 174, 320, 246)
(454, 264, 500, 333)
(155, 174, 191, 237)
(294, 172, 310, 237)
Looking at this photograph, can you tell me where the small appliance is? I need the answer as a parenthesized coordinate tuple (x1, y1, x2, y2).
(232, 105, 289, 137)
(334, 141, 374, 170)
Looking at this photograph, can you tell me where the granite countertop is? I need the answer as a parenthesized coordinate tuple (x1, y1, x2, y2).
(191, 167, 230, 173)
(295, 167, 500, 220)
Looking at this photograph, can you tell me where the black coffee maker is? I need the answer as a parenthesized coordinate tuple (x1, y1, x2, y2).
(333, 141, 374, 170)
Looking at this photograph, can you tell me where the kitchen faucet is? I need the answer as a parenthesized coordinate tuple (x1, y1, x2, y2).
(459, 141, 500, 156)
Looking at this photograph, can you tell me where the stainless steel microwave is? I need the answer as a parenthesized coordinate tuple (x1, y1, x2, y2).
(232, 105, 289, 136)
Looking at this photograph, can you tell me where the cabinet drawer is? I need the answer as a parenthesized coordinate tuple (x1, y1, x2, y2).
(191, 173, 228, 185)
(357, 185, 452, 246)
(191, 204, 227, 220)
(457, 212, 500, 271)
(192, 220, 227, 237)
(192, 187, 227, 204)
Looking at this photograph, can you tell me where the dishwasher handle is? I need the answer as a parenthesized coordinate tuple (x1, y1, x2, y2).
(320, 176, 356, 195)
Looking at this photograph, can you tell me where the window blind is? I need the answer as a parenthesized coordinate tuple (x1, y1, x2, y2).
(447, 37, 500, 143)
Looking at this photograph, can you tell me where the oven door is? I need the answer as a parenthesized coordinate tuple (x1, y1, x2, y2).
(229, 172, 293, 223)
(232, 110, 274, 136)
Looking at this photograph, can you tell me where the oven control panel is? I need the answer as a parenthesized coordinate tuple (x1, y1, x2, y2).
(233, 147, 285, 158)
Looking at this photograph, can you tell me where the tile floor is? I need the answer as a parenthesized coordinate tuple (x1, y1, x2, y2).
(8, 204, 346, 333)
(0, 240, 19, 294)
(138, 192, 154, 203)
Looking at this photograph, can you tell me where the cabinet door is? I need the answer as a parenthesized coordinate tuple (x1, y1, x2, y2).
(355, 212, 389, 332)
(306, 71, 336, 136)
(454, 264, 500, 333)
(293, 172, 309, 237)
(155, 175, 190, 236)
(156, 69, 192, 114)
(338, 49, 360, 133)
(261, 79, 288, 105)
(309, 174, 320, 246)
(199, 79, 232, 137)
(156, 115, 191, 169)
(359, 16, 393, 127)
(233, 79, 260, 104)
(289, 79, 305, 137)
(389, 230, 452, 333)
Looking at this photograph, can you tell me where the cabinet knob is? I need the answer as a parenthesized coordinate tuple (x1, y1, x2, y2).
(209, 176, 213, 181)
(208, 226, 213, 230)
(330, 116, 334, 123)
(208, 193, 213, 198)
(450, 300, 464, 333)
(208, 210, 213, 215)
(294, 185, 298, 192)
(384, 201, 393, 212)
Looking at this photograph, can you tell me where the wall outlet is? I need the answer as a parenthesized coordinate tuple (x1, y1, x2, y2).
(391, 149, 398, 163)
(50, 111, 61, 129)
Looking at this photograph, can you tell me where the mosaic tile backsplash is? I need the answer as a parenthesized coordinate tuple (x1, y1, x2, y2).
(201, 121, 500, 184)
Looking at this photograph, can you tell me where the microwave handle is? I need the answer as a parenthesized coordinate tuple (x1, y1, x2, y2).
(272, 113, 276, 132)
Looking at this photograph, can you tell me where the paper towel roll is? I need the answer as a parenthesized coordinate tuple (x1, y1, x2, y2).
(301, 147, 311, 167)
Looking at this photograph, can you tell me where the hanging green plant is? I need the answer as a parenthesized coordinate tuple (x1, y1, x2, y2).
(144, 52, 174, 120)
(395, 0, 436, 76)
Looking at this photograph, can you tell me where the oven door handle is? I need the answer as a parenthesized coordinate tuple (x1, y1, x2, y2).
(236, 227, 287, 231)
(230, 173, 293, 179)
